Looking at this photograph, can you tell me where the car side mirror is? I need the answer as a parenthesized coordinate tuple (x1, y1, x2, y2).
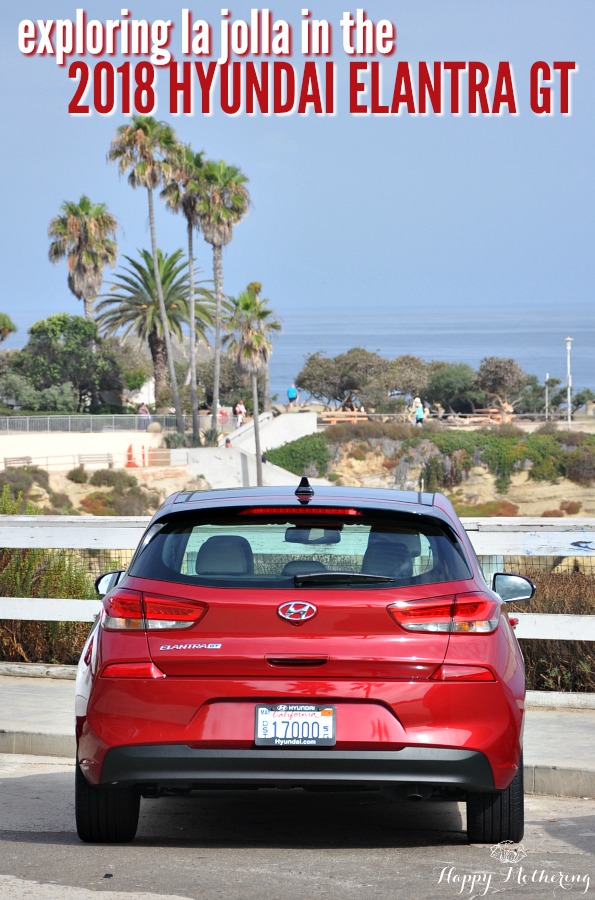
(95, 570, 125, 597)
(492, 573, 536, 603)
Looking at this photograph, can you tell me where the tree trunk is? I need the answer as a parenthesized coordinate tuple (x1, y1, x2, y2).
(252, 370, 263, 487)
(263, 361, 271, 411)
(147, 187, 185, 434)
(83, 296, 94, 321)
(187, 220, 199, 443)
(148, 329, 168, 407)
(211, 243, 224, 429)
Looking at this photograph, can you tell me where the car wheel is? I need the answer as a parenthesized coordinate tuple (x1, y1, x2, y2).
(75, 759, 140, 843)
(466, 754, 524, 844)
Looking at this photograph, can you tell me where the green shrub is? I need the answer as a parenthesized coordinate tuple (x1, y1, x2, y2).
(267, 433, 331, 477)
(326, 421, 419, 443)
(164, 432, 188, 449)
(0, 485, 95, 664)
(509, 571, 595, 692)
(80, 491, 115, 516)
(79, 481, 159, 517)
(66, 465, 88, 484)
(201, 427, 220, 448)
(89, 468, 137, 489)
(453, 499, 519, 517)
(566, 445, 595, 486)
(110, 485, 160, 516)
(523, 434, 565, 481)
(0, 466, 49, 507)
(0, 466, 74, 514)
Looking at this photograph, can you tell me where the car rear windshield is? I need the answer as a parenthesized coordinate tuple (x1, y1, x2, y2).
(128, 510, 472, 588)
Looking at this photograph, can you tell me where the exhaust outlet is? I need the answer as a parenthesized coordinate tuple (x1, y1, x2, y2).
(407, 784, 432, 801)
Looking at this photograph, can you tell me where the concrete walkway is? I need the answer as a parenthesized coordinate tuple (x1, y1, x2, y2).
(0, 669, 593, 799)
(187, 411, 329, 489)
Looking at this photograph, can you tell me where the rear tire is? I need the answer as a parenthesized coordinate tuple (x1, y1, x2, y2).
(75, 759, 140, 843)
(466, 754, 524, 844)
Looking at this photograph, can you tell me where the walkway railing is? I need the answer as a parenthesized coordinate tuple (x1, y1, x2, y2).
(0, 516, 594, 640)
(0, 413, 239, 436)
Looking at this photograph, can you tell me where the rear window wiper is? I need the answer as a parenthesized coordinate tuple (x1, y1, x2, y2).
(294, 571, 394, 586)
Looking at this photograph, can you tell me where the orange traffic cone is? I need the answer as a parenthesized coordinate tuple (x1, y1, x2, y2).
(125, 444, 137, 467)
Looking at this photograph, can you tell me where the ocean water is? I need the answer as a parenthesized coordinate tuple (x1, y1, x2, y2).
(268, 302, 594, 402)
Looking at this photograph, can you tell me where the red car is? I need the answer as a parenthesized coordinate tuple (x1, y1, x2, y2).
(75, 480, 534, 844)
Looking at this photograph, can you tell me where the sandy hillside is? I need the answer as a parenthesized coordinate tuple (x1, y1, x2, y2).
(330, 442, 595, 517)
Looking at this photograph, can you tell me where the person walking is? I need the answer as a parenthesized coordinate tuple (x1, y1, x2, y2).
(413, 397, 424, 426)
(287, 383, 299, 409)
(138, 403, 151, 430)
(235, 400, 246, 426)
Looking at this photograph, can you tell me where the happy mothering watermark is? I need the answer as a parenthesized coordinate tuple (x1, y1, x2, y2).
(436, 842, 591, 896)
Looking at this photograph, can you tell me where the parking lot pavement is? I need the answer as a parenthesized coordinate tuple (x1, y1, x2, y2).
(0, 753, 594, 900)
(0, 672, 594, 798)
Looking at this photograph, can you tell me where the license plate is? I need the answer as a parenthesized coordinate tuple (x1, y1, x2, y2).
(255, 704, 336, 747)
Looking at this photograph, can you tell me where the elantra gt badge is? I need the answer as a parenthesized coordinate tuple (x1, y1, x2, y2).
(277, 601, 318, 624)
(159, 643, 222, 650)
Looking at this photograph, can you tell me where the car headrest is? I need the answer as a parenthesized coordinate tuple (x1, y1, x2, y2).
(281, 560, 327, 576)
(362, 537, 413, 579)
(195, 535, 254, 576)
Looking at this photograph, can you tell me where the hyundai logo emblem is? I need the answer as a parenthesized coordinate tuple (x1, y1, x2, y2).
(278, 601, 318, 624)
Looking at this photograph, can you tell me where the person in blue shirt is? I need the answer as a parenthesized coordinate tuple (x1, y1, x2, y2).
(413, 397, 424, 426)
(287, 383, 299, 408)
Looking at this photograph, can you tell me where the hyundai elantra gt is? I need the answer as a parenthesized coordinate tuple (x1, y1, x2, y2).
(75, 479, 534, 844)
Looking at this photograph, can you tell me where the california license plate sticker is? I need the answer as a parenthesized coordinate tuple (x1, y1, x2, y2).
(255, 704, 336, 747)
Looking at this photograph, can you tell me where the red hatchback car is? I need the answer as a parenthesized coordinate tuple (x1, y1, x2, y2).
(75, 480, 534, 844)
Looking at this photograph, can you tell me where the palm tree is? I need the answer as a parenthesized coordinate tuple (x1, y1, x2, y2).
(198, 160, 250, 426)
(162, 143, 207, 442)
(48, 195, 117, 320)
(245, 282, 281, 411)
(224, 286, 274, 486)
(108, 115, 185, 433)
(96, 249, 213, 407)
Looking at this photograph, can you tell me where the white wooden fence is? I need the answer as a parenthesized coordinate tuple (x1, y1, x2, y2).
(0, 516, 594, 641)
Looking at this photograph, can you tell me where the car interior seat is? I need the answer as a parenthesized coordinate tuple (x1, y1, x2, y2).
(362, 533, 413, 580)
(195, 535, 254, 576)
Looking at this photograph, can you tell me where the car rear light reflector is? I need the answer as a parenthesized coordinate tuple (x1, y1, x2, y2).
(388, 593, 500, 634)
(101, 662, 166, 679)
(431, 665, 496, 682)
(102, 590, 207, 631)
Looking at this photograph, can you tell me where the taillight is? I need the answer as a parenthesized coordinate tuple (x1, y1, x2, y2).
(102, 590, 144, 630)
(451, 595, 500, 632)
(102, 590, 207, 631)
(388, 593, 500, 634)
(388, 596, 454, 632)
(143, 594, 207, 630)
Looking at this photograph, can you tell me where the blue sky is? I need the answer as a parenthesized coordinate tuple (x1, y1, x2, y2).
(1, 1, 593, 392)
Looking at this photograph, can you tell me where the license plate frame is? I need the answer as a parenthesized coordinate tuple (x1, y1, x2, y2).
(255, 703, 336, 747)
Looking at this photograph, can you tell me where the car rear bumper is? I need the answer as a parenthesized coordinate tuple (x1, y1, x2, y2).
(100, 745, 495, 792)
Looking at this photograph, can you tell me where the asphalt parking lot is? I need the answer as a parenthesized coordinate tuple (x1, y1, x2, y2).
(0, 753, 594, 900)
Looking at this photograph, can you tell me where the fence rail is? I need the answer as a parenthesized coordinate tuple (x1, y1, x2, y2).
(0, 413, 238, 437)
(0, 516, 594, 640)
